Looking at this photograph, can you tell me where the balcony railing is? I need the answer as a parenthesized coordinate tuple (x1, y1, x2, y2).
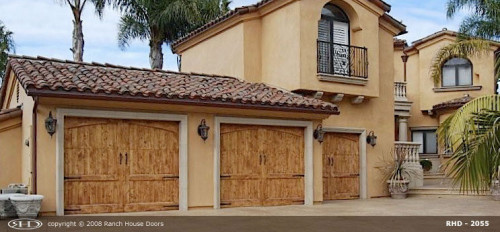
(394, 142, 421, 166)
(317, 41, 368, 78)
(394, 82, 408, 101)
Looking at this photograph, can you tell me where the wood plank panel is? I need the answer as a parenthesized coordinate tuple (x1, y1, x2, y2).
(64, 117, 123, 214)
(220, 125, 261, 207)
(125, 121, 179, 212)
(64, 117, 180, 214)
(261, 126, 304, 206)
(323, 133, 360, 200)
(220, 124, 304, 207)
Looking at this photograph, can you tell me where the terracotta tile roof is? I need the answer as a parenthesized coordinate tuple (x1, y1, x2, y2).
(5, 55, 339, 114)
(0, 107, 22, 122)
(405, 29, 500, 52)
(171, 0, 402, 51)
(432, 94, 473, 113)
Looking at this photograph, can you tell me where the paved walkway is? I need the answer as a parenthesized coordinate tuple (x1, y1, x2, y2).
(101, 195, 500, 216)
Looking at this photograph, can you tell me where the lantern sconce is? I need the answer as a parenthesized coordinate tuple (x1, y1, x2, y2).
(367, 131, 377, 147)
(197, 119, 210, 141)
(45, 111, 57, 137)
(313, 124, 325, 143)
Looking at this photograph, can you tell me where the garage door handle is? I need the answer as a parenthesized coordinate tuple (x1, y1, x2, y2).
(292, 174, 305, 177)
(64, 176, 81, 180)
(220, 175, 231, 178)
(119, 153, 122, 165)
(125, 153, 128, 165)
(163, 176, 179, 179)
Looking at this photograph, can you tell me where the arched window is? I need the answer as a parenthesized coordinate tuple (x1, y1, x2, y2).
(318, 4, 351, 76)
(442, 58, 472, 87)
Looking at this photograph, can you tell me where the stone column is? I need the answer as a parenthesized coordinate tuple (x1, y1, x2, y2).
(398, 116, 409, 142)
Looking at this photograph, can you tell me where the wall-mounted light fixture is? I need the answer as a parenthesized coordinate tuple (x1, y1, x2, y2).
(367, 131, 377, 147)
(45, 111, 57, 137)
(197, 119, 210, 141)
(313, 124, 325, 143)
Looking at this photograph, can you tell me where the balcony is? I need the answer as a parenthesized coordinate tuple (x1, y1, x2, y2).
(394, 81, 412, 117)
(317, 41, 368, 85)
(394, 141, 423, 188)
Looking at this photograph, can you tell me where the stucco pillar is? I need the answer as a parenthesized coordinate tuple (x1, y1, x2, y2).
(398, 116, 409, 142)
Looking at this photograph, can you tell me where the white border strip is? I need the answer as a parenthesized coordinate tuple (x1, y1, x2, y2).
(322, 127, 367, 199)
(213, 117, 314, 208)
(55, 108, 188, 215)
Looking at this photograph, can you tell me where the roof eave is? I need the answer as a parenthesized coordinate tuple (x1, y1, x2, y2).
(27, 88, 340, 116)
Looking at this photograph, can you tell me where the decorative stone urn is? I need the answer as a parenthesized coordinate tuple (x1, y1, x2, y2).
(491, 180, 500, 201)
(387, 179, 410, 199)
(0, 194, 24, 219)
(10, 195, 44, 218)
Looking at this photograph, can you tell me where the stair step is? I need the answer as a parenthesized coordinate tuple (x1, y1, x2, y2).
(409, 186, 490, 196)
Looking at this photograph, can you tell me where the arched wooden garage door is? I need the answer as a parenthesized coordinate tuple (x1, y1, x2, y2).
(64, 117, 179, 214)
(220, 124, 304, 207)
(323, 132, 360, 200)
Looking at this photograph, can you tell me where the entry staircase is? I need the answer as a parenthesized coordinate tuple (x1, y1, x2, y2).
(408, 173, 490, 196)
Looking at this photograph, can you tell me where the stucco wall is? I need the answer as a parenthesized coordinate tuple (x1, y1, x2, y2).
(393, 35, 497, 131)
(177, 0, 400, 200)
(0, 117, 22, 188)
(31, 98, 327, 213)
(180, 24, 245, 78)
(299, 0, 382, 97)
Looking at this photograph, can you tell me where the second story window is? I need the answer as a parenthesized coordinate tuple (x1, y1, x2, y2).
(442, 58, 472, 87)
(317, 4, 368, 79)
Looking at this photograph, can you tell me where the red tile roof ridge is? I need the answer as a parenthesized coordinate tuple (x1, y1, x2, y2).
(7, 54, 239, 81)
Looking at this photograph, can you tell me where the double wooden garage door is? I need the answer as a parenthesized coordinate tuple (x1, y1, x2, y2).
(64, 117, 179, 214)
(220, 124, 305, 207)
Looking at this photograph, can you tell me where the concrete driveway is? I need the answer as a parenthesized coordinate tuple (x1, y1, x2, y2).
(100, 195, 500, 216)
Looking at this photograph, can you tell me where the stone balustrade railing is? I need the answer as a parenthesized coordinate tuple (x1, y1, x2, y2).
(394, 141, 421, 165)
(394, 82, 408, 101)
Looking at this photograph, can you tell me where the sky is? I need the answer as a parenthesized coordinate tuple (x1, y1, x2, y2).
(0, 0, 467, 71)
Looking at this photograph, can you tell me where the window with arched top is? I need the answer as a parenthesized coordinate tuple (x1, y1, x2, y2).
(317, 4, 367, 78)
(442, 58, 473, 87)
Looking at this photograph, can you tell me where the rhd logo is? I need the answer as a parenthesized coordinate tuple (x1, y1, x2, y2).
(8, 218, 43, 230)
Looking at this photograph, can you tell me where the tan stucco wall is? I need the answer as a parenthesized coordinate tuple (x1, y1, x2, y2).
(177, 0, 400, 200)
(2, 75, 34, 192)
(29, 97, 328, 213)
(180, 23, 245, 79)
(393, 35, 498, 132)
(0, 117, 22, 188)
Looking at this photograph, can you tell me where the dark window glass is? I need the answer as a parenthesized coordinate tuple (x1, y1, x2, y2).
(412, 130, 438, 154)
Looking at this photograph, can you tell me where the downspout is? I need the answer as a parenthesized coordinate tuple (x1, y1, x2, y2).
(31, 96, 38, 194)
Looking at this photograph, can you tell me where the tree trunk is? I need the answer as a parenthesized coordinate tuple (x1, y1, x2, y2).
(72, 16, 84, 62)
(149, 40, 163, 69)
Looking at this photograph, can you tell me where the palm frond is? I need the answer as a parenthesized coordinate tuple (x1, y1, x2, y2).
(430, 39, 492, 85)
(439, 95, 500, 193)
(117, 13, 150, 49)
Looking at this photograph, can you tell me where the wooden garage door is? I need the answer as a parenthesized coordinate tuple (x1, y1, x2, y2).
(64, 117, 179, 214)
(220, 124, 304, 207)
(323, 133, 359, 200)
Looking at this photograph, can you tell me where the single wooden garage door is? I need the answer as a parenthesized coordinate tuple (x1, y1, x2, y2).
(323, 133, 359, 200)
(64, 117, 179, 214)
(220, 124, 304, 207)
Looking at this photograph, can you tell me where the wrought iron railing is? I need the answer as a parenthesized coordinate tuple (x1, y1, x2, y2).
(317, 41, 368, 78)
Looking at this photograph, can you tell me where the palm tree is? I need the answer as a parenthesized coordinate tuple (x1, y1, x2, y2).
(59, 0, 109, 62)
(430, 0, 499, 85)
(0, 20, 15, 85)
(439, 95, 500, 193)
(116, 0, 230, 69)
